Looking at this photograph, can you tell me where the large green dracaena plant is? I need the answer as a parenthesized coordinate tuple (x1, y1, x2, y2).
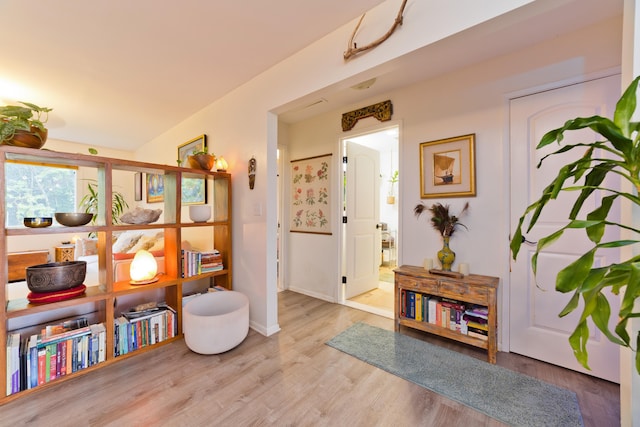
(510, 76, 640, 374)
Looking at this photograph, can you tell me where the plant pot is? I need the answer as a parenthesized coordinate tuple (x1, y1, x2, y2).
(3, 127, 48, 149)
(188, 154, 215, 170)
(386, 196, 395, 204)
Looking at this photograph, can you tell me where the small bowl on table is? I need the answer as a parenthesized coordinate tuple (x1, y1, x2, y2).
(23, 217, 52, 228)
(55, 212, 94, 227)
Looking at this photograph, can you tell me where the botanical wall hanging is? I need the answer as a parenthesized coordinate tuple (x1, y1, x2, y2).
(511, 76, 640, 374)
(290, 154, 332, 235)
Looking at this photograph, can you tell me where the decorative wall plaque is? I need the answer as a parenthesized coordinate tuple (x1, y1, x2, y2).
(342, 100, 393, 131)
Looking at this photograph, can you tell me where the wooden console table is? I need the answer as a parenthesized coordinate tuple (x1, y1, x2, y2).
(394, 265, 499, 363)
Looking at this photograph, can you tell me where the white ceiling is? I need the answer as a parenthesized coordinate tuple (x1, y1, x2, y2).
(0, 0, 623, 152)
(0, 0, 385, 150)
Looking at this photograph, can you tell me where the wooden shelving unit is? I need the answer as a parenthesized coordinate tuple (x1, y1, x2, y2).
(394, 265, 499, 363)
(0, 145, 232, 403)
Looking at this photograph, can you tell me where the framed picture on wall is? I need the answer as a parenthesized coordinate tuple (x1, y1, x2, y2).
(146, 173, 164, 203)
(134, 172, 143, 201)
(178, 134, 208, 205)
(178, 134, 207, 167)
(290, 154, 332, 235)
(419, 134, 476, 198)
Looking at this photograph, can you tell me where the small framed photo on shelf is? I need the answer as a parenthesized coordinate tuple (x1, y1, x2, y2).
(146, 173, 164, 203)
(419, 134, 476, 198)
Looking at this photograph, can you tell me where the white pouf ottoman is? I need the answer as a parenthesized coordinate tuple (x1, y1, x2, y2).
(183, 291, 249, 354)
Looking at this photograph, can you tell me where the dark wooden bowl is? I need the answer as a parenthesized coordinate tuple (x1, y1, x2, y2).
(3, 127, 48, 149)
(26, 261, 87, 293)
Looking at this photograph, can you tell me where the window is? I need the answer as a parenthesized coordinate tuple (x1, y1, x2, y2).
(5, 162, 77, 227)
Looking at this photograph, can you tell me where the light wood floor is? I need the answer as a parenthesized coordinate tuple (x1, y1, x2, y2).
(0, 291, 619, 426)
(348, 266, 395, 312)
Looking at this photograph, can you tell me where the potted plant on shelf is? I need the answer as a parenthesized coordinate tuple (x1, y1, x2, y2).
(387, 170, 399, 204)
(188, 148, 216, 170)
(80, 181, 129, 225)
(414, 202, 469, 271)
(0, 102, 52, 149)
(510, 76, 640, 373)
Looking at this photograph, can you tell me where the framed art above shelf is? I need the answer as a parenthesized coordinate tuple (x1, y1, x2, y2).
(419, 134, 476, 199)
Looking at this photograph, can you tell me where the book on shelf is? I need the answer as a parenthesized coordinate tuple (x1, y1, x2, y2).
(467, 326, 488, 340)
(181, 249, 223, 278)
(7, 321, 107, 394)
(6, 332, 20, 395)
(42, 317, 89, 338)
(398, 287, 491, 341)
(114, 304, 177, 356)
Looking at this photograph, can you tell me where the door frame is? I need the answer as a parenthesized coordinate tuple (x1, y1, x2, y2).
(502, 67, 621, 354)
(338, 120, 403, 311)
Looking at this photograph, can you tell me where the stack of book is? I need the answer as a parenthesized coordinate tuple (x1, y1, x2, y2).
(181, 249, 223, 277)
(462, 305, 489, 340)
(5, 318, 106, 395)
(400, 290, 488, 339)
(114, 304, 177, 356)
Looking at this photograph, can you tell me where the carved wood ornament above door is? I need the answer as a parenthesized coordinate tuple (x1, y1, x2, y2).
(342, 100, 393, 131)
(343, 0, 408, 61)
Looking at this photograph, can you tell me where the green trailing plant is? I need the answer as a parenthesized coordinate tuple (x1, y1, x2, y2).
(79, 180, 129, 225)
(510, 76, 640, 374)
(191, 148, 211, 156)
(0, 102, 52, 144)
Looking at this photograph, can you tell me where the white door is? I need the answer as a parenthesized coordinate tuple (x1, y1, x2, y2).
(344, 141, 380, 299)
(510, 75, 621, 382)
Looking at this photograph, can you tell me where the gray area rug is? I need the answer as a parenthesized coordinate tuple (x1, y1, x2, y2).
(326, 322, 583, 427)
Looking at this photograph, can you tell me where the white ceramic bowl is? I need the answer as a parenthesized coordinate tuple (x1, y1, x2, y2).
(189, 205, 211, 223)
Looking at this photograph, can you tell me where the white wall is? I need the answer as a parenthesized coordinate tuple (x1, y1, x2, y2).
(134, 0, 535, 335)
(283, 16, 622, 349)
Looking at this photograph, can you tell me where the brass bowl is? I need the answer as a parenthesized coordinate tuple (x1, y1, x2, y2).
(23, 217, 53, 228)
(26, 261, 87, 293)
(55, 212, 94, 227)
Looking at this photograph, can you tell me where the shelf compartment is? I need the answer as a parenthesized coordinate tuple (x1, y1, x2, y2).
(5, 286, 109, 317)
(113, 308, 178, 358)
(112, 275, 179, 295)
(398, 317, 489, 349)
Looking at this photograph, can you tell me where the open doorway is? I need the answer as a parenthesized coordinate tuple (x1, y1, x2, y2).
(341, 125, 399, 318)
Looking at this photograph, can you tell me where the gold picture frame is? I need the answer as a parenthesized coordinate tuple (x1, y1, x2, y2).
(419, 134, 476, 198)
